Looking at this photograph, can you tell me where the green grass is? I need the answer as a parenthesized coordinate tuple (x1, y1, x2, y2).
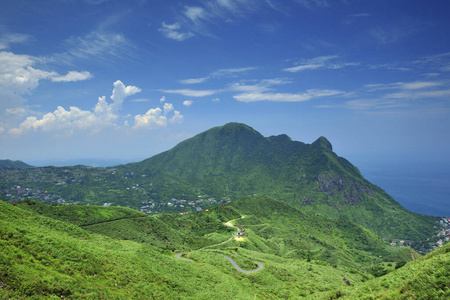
(1, 197, 446, 299)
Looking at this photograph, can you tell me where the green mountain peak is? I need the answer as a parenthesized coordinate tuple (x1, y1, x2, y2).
(312, 136, 333, 151)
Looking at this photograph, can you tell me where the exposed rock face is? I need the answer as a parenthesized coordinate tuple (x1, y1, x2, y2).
(314, 173, 375, 207)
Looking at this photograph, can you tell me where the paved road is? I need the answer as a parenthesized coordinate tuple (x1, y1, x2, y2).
(219, 254, 264, 274)
(174, 253, 194, 262)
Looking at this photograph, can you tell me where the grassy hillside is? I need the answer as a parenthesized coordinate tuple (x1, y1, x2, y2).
(0, 200, 370, 299)
(1, 199, 446, 299)
(325, 242, 450, 299)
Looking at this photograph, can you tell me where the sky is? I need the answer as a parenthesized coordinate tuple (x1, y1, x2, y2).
(1, 0, 450, 168)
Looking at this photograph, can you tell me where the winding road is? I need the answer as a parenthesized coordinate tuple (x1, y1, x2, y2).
(174, 253, 194, 262)
(174, 216, 264, 273)
(219, 254, 264, 274)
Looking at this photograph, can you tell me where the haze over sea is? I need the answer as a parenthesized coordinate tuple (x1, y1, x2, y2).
(351, 156, 450, 218)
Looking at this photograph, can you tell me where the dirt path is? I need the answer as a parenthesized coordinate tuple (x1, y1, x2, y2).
(219, 254, 264, 274)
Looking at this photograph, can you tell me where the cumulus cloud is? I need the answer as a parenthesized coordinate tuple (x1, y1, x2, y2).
(0, 51, 93, 130)
(133, 108, 167, 130)
(9, 80, 141, 135)
(170, 111, 183, 124)
(160, 96, 166, 102)
(133, 102, 183, 130)
(159, 22, 194, 41)
(183, 100, 193, 106)
(163, 102, 174, 115)
(9, 106, 98, 136)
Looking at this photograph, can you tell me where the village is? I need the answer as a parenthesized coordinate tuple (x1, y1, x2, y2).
(139, 195, 233, 215)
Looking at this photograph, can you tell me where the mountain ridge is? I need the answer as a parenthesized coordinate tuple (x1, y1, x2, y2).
(121, 122, 437, 242)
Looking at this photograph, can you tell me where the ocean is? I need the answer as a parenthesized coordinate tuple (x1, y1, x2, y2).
(350, 157, 450, 218)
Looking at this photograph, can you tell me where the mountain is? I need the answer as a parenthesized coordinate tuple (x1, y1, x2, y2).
(0, 159, 32, 169)
(122, 123, 437, 242)
(0, 123, 439, 244)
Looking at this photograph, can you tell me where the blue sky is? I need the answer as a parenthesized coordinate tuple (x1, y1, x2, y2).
(1, 0, 450, 166)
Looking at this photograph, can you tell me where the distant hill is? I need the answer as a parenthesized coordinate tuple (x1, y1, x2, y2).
(122, 123, 438, 241)
(0, 159, 32, 169)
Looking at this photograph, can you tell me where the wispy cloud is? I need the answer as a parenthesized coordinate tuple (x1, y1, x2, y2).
(158, 22, 194, 41)
(184, 6, 207, 23)
(414, 52, 450, 73)
(341, 13, 371, 25)
(179, 66, 257, 85)
(320, 79, 450, 114)
(234, 89, 343, 102)
(48, 30, 136, 65)
(183, 100, 193, 106)
(160, 89, 218, 97)
(283, 55, 358, 72)
(295, 0, 330, 9)
(51, 71, 93, 82)
(0, 32, 31, 49)
(180, 77, 209, 85)
(364, 81, 443, 92)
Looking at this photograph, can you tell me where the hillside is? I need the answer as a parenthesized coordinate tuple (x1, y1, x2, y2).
(122, 123, 438, 242)
(2, 198, 447, 299)
(0, 159, 32, 169)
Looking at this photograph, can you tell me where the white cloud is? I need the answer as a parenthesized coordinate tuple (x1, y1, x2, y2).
(160, 96, 166, 102)
(51, 71, 93, 82)
(9, 106, 98, 135)
(163, 103, 174, 115)
(178, 66, 256, 85)
(183, 100, 193, 106)
(6, 107, 26, 115)
(414, 52, 450, 73)
(170, 111, 183, 124)
(211, 67, 258, 77)
(212, 97, 220, 102)
(283, 55, 358, 72)
(229, 78, 291, 94)
(161, 88, 217, 97)
(180, 77, 208, 84)
(0, 51, 56, 95)
(234, 89, 343, 102)
(133, 108, 167, 130)
(159, 22, 194, 41)
(295, 0, 330, 9)
(364, 81, 442, 92)
(0, 33, 31, 50)
(184, 6, 207, 23)
(9, 80, 141, 135)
